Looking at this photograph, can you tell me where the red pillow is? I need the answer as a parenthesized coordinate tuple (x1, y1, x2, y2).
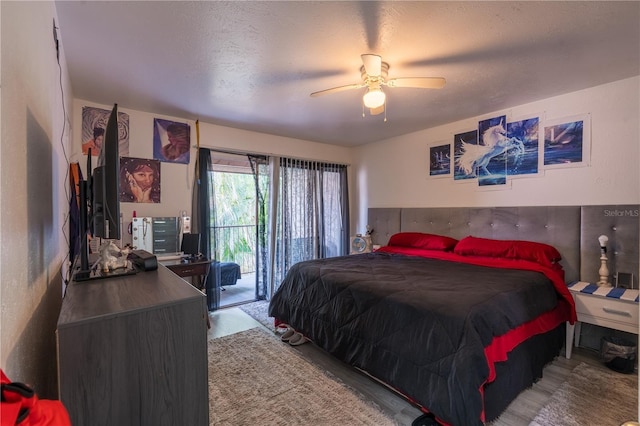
(453, 236, 561, 267)
(387, 232, 458, 251)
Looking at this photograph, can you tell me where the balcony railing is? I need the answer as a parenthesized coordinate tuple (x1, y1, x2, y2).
(211, 224, 256, 274)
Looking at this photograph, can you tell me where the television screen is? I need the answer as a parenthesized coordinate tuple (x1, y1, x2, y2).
(93, 104, 121, 240)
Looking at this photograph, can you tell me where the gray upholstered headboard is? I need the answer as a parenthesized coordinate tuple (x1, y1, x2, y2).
(580, 205, 639, 289)
(368, 205, 640, 286)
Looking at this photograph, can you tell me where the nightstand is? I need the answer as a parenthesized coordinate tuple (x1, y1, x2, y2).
(565, 281, 639, 359)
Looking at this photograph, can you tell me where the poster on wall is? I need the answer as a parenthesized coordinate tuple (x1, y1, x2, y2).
(153, 119, 190, 164)
(506, 116, 541, 177)
(543, 114, 591, 169)
(476, 115, 508, 186)
(119, 157, 161, 203)
(453, 129, 478, 181)
(428, 142, 451, 178)
(82, 106, 130, 157)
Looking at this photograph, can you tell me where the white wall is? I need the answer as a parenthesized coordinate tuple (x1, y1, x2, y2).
(71, 99, 353, 248)
(351, 77, 640, 232)
(0, 1, 73, 397)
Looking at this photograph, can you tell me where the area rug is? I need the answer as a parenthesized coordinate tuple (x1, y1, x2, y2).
(208, 327, 396, 425)
(238, 300, 273, 330)
(530, 362, 638, 426)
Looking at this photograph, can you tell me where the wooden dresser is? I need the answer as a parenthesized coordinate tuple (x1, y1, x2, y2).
(56, 264, 209, 426)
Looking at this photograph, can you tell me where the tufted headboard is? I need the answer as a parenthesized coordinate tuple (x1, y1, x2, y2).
(368, 205, 639, 285)
(580, 205, 639, 289)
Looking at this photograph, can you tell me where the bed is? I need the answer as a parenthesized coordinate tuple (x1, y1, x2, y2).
(268, 205, 639, 425)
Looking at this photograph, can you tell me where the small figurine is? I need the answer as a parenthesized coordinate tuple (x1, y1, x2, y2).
(95, 241, 131, 272)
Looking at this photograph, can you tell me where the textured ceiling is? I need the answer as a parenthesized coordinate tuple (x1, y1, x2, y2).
(54, 1, 640, 147)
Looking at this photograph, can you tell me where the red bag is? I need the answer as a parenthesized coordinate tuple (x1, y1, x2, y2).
(1, 370, 71, 426)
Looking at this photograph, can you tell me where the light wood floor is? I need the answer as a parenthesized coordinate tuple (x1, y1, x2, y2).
(209, 307, 629, 426)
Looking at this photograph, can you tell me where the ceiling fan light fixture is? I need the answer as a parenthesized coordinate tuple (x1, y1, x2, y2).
(363, 88, 386, 109)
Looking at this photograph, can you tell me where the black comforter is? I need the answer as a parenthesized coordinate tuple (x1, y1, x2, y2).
(268, 252, 561, 425)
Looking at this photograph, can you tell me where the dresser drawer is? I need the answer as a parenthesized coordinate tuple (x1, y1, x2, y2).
(167, 262, 209, 278)
(573, 292, 639, 334)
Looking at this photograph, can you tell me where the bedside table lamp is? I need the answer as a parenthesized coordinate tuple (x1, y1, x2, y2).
(597, 234, 610, 286)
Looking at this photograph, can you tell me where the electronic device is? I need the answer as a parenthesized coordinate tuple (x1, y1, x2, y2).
(181, 233, 201, 258)
(128, 250, 158, 271)
(74, 104, 137, 282)
(93, 104, 121, 240)
(350, 235, 373, 254)
(615, 272, 635, 289)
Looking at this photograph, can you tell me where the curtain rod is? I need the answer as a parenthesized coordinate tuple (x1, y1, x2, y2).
(192, 144, 350, 167)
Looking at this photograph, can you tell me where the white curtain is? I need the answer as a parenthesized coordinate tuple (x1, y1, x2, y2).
(267, 157, 349, 297)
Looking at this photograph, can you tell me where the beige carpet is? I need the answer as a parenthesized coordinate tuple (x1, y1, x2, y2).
(208, 327, 397, 425)
(238, 300, 273, 330)
(530, 362, 638, 426)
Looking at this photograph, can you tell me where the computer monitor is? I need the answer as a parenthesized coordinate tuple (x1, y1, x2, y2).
(181, 233, 201, 257)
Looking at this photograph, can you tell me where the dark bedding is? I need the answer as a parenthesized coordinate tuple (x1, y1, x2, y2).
(268, 251, 572, 425)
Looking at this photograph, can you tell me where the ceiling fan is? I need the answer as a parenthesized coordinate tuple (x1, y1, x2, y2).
(310, 54, 446, 116)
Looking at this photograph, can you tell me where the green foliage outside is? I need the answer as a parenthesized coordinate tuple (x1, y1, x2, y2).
(212, 171, 257, 273)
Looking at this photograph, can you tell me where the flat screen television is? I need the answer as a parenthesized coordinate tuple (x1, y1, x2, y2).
(74, 103, 135, 281)
(93, 103, 121, 240)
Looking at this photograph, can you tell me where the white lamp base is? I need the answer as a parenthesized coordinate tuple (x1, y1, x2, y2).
(597, 254, 611, 287)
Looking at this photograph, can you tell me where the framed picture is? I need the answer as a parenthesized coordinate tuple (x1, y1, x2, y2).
(428, 142, 451, 178)
(543, 113, 591, 169)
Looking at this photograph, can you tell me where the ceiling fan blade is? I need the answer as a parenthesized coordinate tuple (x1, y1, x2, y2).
(386, 77, 446, 89)
(361, 54, 382, 77)
(370, 104, 385, 115)
(310, 83, 364, 97)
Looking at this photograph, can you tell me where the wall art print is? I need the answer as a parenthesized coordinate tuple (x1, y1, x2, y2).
(455, 115, 514, 186)
(506, 116, 541, 177)
(453, 129, 478, 181)
(428, 142, 451, 178)
(119, 157, 161, 203)
(543, 114, 590, 168)
(153, 119, 190, 164)
(452, 114, 544, 188)
(82, 106, 130, 157)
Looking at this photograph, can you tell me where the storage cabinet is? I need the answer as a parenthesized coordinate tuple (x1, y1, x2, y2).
(131, 216, 181, 255)
(152, 217, 180, 254)
(56, 265, 209, 426)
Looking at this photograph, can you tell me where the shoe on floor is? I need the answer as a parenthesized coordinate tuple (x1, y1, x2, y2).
(281, 328, 296, 342)
(275, 323, 290, 334)
(288, 332, 308, 346)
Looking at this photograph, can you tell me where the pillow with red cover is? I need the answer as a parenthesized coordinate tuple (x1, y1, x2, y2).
(387, 232, 458, 251)
(453, 235, 561, 267)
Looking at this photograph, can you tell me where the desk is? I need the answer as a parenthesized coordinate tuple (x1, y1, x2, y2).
(162, 258, 210, 290)
(566, 281, 639, 359)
